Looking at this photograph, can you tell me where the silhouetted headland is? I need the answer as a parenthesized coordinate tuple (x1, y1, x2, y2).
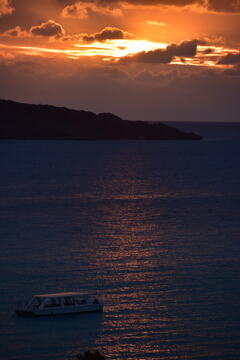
(0, 99, 202, 140)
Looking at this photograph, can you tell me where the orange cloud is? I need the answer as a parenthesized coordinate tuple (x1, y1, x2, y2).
(2, 26, 28, 37)
(0, 0, 14, 16)
(61, 1, 122, 19)
(145, 20, 166, 26)
(0, 49, 15, 59)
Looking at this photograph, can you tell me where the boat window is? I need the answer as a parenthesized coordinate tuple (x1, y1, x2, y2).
(75, 296, 83, 305)
(29, 297, 42, 308)
(52, 298, 61, 307)
(44, 297, 61, 308)
(63, 297, 75, 306)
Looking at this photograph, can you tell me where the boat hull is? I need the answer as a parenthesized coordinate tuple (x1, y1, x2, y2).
(16, 304, 103, 316)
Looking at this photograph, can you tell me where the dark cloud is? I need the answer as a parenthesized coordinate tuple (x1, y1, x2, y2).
(134, 69, 175, 82)
(1, 19, 65, 38)
(30, 20, 65, 37)
(122, 39, 198, 64)
(207, 0, 240, 13)
(218, 53, 240, 65)
(61, 1, 122, 18)
(167, 39, 198, 57)
(82, 27, 134, 42)
(123, 48, 173, 64)
(61, 0, 240, 13)
(204, 48, 213, 54)
(1, 22, 133, 43)
(63, 0, 198, 8)
(0, 0, 14, 16)
(1, 57, 240, 122)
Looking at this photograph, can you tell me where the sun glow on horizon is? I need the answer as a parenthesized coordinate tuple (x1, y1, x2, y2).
(74, 39, 168, 58)
(0, 39, 168, 60)
(0, 40, 238, 68)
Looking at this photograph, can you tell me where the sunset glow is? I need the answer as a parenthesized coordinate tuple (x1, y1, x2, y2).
(0, 0, 239, 121)
(1, 40, 238, 69)
(75, 39, 168, 58)
(0, 39, 168, 60)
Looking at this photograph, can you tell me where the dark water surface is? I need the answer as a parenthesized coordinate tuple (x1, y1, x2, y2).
(1, 131, 240, 360)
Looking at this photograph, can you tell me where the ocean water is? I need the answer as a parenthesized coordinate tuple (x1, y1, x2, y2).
(0, 123, 240, 360)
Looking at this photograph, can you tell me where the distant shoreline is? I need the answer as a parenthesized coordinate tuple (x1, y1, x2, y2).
(165, 121, 240, 141)
(0, 99, 202, 141)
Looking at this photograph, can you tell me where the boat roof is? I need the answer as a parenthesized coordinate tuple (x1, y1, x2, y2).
(35, 292, 92, 298)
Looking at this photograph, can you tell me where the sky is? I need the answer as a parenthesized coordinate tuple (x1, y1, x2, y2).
(0, 0, 239, 121)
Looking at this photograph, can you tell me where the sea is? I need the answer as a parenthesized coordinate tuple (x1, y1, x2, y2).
(0, 122, 240, 360)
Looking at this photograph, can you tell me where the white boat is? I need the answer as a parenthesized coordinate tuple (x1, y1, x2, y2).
(16, 292, 103, 316)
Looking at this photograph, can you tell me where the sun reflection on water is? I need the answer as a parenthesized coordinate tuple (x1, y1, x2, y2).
(78, 156, 179, 360)
(1, 141, 240, 360)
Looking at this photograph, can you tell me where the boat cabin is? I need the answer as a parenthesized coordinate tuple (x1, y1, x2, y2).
(16, 292, 103, 316)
